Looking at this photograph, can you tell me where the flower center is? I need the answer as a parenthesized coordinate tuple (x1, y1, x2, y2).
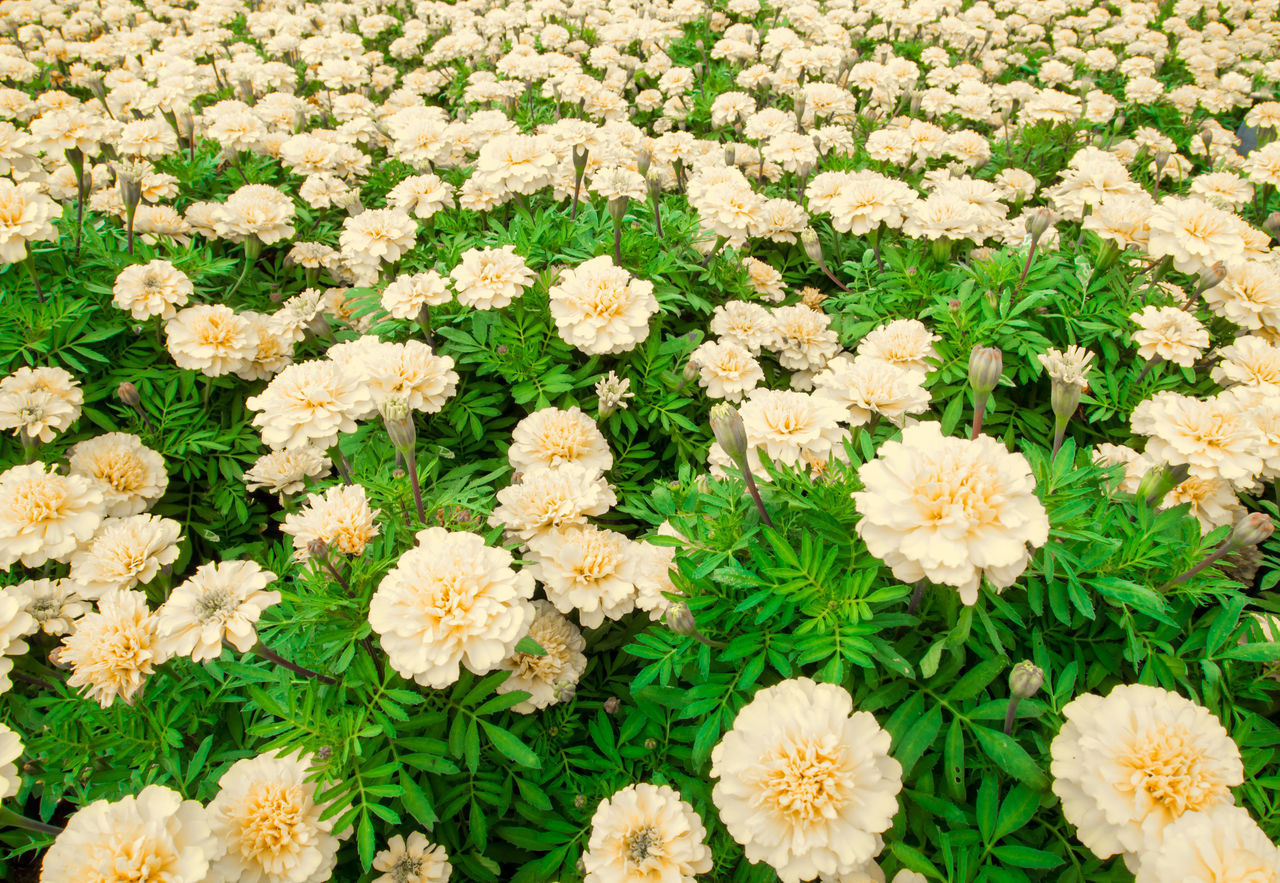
(623, 825, 662, 865)
(756, 735, 852, 824)
(1125, 726, 1222, 816)
(391, 855, 423, 883)
(195, 588, 235, 622)
(238, 782, 305, 862)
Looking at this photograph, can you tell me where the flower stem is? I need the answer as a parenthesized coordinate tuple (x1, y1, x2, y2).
(970, 391, 989, 439)
(0, 805, 61, 836)
(734, 459, 774, 528)
(328, 445, 354, 484)
(251, 641, 338, 685)
(23, 252, 44, 302)
(1003, 696, 1022, 734)
(404, 445, 425, 525)
(907, 580, 927, 614)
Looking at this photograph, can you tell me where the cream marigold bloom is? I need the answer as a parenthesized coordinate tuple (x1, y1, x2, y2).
(710, 678, 902, 883)
(40, 784, 217, 883)
(1212, 336, 1280, 392)
(61, 589, 167, 707)
(9, 578, 87, 635)
(690, 339, 764, 402)
(369, 527, 535, 689)
(281, 484, 380, 562)
(496, 599, 587, 713)
(339, 207, 418, 268)
(348, 340, 459, 414)
(526, 524, 639, 628)
(207, 750, 342, 883)
(1050, 684, 1243, 870)
(1131, 392, 1265, 487)
(1130, 306, 1209, 368)
(1207, 261, 1280, 331)
(548, 256, 660, 356)
(0, 365, 83, 444)
(69, 514, 182, 600)
(853, 422, 1050, 605)
(382, 270, 451, 320)
(0, 722, 19, 798)
(583, 783, 712, 883)
(855, 319, 941, 373)
(242, 447, 331, 497)
(157, 561, 281, 663)
(165, 304, 256, 377)
(489, 463, 616, 542)
(1133, 804, 1280, 882)
(509, 406, 613, 476)
(69, 432, 168, 516)
(813, 356, 931, 427)
(1037, 345, 1095, 389)
(710, 300, 776, 355)
(1146, 196, 1247, 275)
(739, 388, 850, 468)
(450, 245, 535, 310)
(0, 179, 59, 264)
(112, 260, 192, 321)
(0, 463, 104, 570)
(217, 183, 296, 245)
(247, 359, 373, 451)
(769, 305, 840, 372)
(372, 832, 452, 883)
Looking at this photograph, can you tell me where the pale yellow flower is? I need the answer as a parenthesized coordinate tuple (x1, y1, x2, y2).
(1146, 196, 1247, 275)
(450, 245, 535, 310)
(61, 588, 167, 708)
(216, 183, 296, 245)
(1134, 804, 1280, 881)
(1130, 306, 1209, 368)
(690, 339, 764, 402)
(242, 447, 331, 497)
(382, 270, 451, 320)
(509, 407, 613, 477)
(68, 514, 182, 600)
(0, 178, 59, 264)
(41, 785, 217, 882)
(855, 319, 940, 373)
(1051, 684, 1243, 870)
(0, 365, 83, 444)
(0, 463, 103, 570)
(583, 783, 713, 883)
(711, 678, 902, 883)
(112, 260, 192, 321)
(1131, 391, 1265, 487)
(8, 578, 87, 635)
(165, 304, 256, 377)
(496, 599, 587, 713)
(372, 832, 452, 883)
(207, 750, 343, 883)
(0, 722, 19, 798)
(489, 463, 616, 542)
(281, 484, 380, 562)
(157, 561, 281, 663)
(548, 256, 659, 355)
(853, 422, 1050, 604)
(68, 432, 168, 516)
(739, 388, 850, 468)
(813, 355, 931, 427)
(247, 359, 373, 451)
(526, 524, 639, 628)
(369, 527, 535, 689)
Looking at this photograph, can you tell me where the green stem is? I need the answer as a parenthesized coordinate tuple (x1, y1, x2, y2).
(0, 805, 60, 836)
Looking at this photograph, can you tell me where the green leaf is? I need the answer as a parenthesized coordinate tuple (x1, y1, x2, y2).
(892, 705, 943, 777)
(514, 636, 547, 656)
(400, 773, 437, 829)
(357, 811, 375, 871)
(1224, 642, 1280, 662)
(946, 656, 1006, 702)
(993, 785, 1040, 841)
(990, 844, 1065, 869)
(480, 721, 541, 769)
(977, 777, 998, 843)
(974, 727, 1050, 790)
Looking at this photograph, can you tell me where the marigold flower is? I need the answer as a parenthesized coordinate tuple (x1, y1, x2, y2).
(157, 561, 281, 663)
(68, 432, 168, 516)
(583, 783, 713, 883)
(0, 365, 83, 444)
(112, 260, 192, 321)
(496, 599, 587, 713)
(281, 484, 381, 562)
(526, 524, 639, 628)
(68, 514, 182, 599)
(450, 245, 536, 310)
(372, 832, 452, 883)
(0, 463, 103, 570)
(61, 589, 167, 708)
(548, 256, 660, 355)
(509, 406, 613, 476)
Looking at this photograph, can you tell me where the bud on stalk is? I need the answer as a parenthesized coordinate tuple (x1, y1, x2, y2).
(709, 403, 775, 528)
(967, 346, 1002, 438)
(1004, 660, 1044, 734)
(1167, 512, 1273, 588)
(380, 396, 424, 524)
(609, 195, 628, 266)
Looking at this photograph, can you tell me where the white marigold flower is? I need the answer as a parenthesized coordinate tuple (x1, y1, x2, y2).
(0, 178, 58, 264)
(548, 255, 660, 355)
(526, 524, 639, 628)
(1130, 306, 1209, 368)
(112, 259, 192, 321)
(1050, 683, 1243, 870)
(346, 339, 460, 414)
(1131, 391, 1265, 487)
(739, 388, 850, 468)
(743, 256, 787, 302)
(387, 173, 455, 220)
(855, 319, 940, 374)
(165, 304, 256, 377)
(589, 166, 646, 201)
(474, 132, 557, 196)
(496, 599, 587, 713)
(41, 784, 218, 882)
(0, 365, 82, 444)
(853, 422, 1050, 605)
(207, 750, 343, 883)
(813, 355, 931, 427)
(247, 359, 373, 451)
(583, 783, 713, 883)
(1212, 335, 1280, 392)
(0, 589, 36, 693)
(710, 300, 776, 355)
(450, 244, 535, 310)
(369, 527, 535, 689)
(69, 432, 168, 516)
(281, 484, 381, 562)
(382, 270, 451, 320)
(0, 722, 20, 798)
(68, 514, 182, 600)
(339, 207, 418, 268)
(1206, 260, 1280, 331)
(710, 678, 902, 883)
(489, 463, 616, 542)
(157, 561, 281, 662)
(0, 463, 104, 570)
(1037, 345, 1095, 389)
(509, 406, 613, 476)
(1134, 804, 1280, 881)
(1146, 196, 1247, 275)
(242, 447, 331, 497)
(7, 578, 87, 635)
(61, 589, 168, 707)
(691, 339, 764, 402)
(372, 832, 452, 883)
(216, 183, 296, 245)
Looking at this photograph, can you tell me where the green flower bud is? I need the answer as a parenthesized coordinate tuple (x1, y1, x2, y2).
(607, 195, 629, 223)
(379, 396, 416, 456)
(1227, 512, 1274, 551)
(800, 228, 824, 264)
(665, 602, 696, 636)
(968, 346, 1003, 395)
(709, 403, 748, 464)
(1009, 661, 1044, 699)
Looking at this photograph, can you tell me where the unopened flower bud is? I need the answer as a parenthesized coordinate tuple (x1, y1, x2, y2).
(968, 346, 1003, 395)
(316, 746, 332, 761)
(800, 227, 824, 264)
(380, 396, 415, 455)
(709, 403, 748, 463)
(948, 298, 962, 312)
(1009, 661, 1044, 699)
(1196, 261, 1227, 294)
(643, 737, 658, 750)
(307, 538, 329, 560)
(1025, 208, 1053, 241)
(1200, 127, 1214, 151)
(724, 144, 735, 165)
(607, 195, 629, 223)
(116, 381, 140, 408)
(1050, 381, 1082, 423)
(646, 170, 662, 199)
(665, 602, 696, 635)
(1227, 512, 1274, 551)
(552, 680, 577, 703)
(573, 794, 588, 809)
(1266, 212, 1280, 240)
(572, 144, 589, 175)
(682, 357, 700, 384)
(1153, 148, 1171, 171)
(1137, 462, 1190, 506)
(636, 147, 651, 175)
(603, 696, 620, 715)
